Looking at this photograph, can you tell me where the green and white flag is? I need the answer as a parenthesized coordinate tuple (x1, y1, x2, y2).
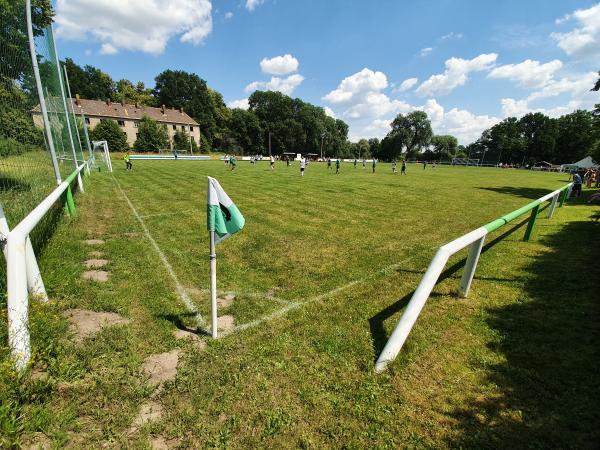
(207, 176, 245, 243)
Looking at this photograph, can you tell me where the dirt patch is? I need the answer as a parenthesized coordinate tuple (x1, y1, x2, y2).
(63, 309, 130, 341)
(88, 251, 104, 258)
(218, 315, 235, 332)
(81, 270, 110, 282)
(150, 436, 179, 449)
(130, 400, 164, 429)
(173, 329, 207, 351)
(22, 432, 51, 450)
(83, 239, 105, 245)
(123, 232, 140, 238)
(217, 293, 235, 308)
(141, 350, 180, 387)
(84, 259, 108, 269)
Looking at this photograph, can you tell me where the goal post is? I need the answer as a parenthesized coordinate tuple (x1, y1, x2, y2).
(91, 140, 113, 172)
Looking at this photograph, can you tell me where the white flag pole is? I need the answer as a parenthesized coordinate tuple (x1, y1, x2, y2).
(210, 229, 218, 338)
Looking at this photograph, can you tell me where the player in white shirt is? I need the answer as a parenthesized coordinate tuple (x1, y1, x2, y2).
(300, 157, 306, 176)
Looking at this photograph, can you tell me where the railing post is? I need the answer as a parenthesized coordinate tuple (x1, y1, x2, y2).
(459, 236, 485, 297)
(547, 192, 559, 218)
(523, 205, 540, 241)
(559, 188, 569, 207)
(65, 185, 76, 217)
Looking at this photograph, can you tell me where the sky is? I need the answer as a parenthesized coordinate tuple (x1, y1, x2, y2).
(53, 0, 600, 144)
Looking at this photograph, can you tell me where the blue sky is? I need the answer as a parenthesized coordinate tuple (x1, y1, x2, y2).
(54, 0, 600, 143)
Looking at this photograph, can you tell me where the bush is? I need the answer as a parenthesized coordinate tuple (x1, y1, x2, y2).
(0, 138, 41, 157)
(133, 115, 169, 152)
(89, 119, 129, 152)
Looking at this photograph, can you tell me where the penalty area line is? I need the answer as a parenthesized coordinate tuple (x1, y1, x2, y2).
(112, 175, 208, 332)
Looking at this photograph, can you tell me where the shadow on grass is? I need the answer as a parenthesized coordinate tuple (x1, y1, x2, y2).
(478, 185, 562, 200)
(158, 313, 211, 337)
(369, 216, 531, 360)
(0, 176, 31, 192)
(446, 219, 600, 448)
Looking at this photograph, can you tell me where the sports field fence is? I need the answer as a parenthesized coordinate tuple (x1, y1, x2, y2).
(1, 0, 97, 371)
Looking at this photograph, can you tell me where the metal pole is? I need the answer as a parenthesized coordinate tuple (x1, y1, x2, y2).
(320, 134, 324, 160)
(81, 111, 92, 159)
(210, 230, 218, 339)
(459, 236, 485, 297)
(26, 0, 61, 185)
(268, 132, 272, 157)
(63, 64, 85, 161)
(523, 205, 540, 241)
(51, 26, 84, 193)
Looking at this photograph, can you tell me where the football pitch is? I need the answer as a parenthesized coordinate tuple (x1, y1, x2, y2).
(4, 159, 599, 448)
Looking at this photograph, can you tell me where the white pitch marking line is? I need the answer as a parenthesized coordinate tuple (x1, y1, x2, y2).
(139, 209, 197, 219)
(112, 176, 208, 331)
(223, 252, 430, 337)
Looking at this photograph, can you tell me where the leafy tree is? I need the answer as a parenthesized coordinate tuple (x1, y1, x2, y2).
(380, 111, 432, 160)
(153, 70, 219, 148)
(172, 127, 198, 152)
(89, 119, 128, 152)
(64, 58, 115, 100)
(227, 108, 263, 154)
(114, 79, 154, 106)
(478, 117, 524, 164)
(133, 115, 168, 152)
(367, 138, 379, 158)
(555, 110, 597, 163)
(0, 0, 53, 82)
(430, 135, 458, 160)
(592, 70, 600, 91)
(519, 113, 557, 163)
(356, 139, 370, 158)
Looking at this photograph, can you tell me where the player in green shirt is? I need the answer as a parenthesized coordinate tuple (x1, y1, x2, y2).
(336, 158, 341, 174)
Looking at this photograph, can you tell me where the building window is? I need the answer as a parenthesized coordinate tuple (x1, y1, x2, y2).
(190, 126, 194, 132)
(136, 133, 139, 139)
(118, 120, 125, 127)
(134, 121, 139, 128)
(122, 132, 127, 138)
(99, 119, 106, 123)
(172, 124, 177, 130)
(84, 117, 90, 125)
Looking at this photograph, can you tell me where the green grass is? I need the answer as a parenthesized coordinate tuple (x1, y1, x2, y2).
(1, 159, 599, 448)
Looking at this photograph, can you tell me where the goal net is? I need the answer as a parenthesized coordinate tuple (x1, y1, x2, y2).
(451, 158, 480, 166)
(91, 140, 113, 172)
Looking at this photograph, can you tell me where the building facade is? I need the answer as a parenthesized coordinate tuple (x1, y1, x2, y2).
(32, 95, 201, 151)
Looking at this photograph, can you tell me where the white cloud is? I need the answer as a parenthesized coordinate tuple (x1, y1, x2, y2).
(551, 3, 600, 58)
(224, 11, 233, 19)
(322, 68, 388, 104)
(245, 74, 304, 95)
(55, 0, 213, 55)
(395, 77, 418, 92)
(260, 54, 299, 75)
(526, 71, 597, 101)
(359, 99, 499, 144)
(245, 0, 264, 11)
(99, 43, 118, 55)
(441, 32, 463, 40)
(488, 59, 563, 88)
(416, 53, 498, 96)
(228, 98, 249, 109)
(324, 106, 336, 118)
(420, 47, 433, 57)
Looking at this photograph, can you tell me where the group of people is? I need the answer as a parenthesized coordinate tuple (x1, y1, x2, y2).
(570, 167, 600, 197)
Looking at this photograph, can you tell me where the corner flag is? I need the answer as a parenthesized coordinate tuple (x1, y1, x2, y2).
(207, 176, 245, 244)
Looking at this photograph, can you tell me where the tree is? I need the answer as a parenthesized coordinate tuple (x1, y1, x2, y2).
(227, 108, 263, 154)
(430, 135, 458, 160)
(114, 79, 154, 106)
(519, 113, 557, 163)
(380, 111, 432, 160)
(172, 128, 198, 152)
(64, 58, 115, 100)
(0, 0, 53, 82)
(555, 110, 597, 163)
(133, 115, 168, 152)
(592, 70, 600, 91)
(89, 119, 128, 152)
(478, 117, 525, 164)
(153, 70, 219, 148)
(356, 139, 370, 158)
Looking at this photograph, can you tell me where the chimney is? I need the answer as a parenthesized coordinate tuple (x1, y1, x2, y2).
(134, 101, 139, 108)
(161, 104, 166, 115)
(75, 94, 81, 106)
(180, 107, 184, 115)
(121, 100, 125, 107)
(106, 99, 111, 106)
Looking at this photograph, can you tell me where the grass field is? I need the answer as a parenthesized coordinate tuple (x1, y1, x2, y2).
(1, 159, 599, 448)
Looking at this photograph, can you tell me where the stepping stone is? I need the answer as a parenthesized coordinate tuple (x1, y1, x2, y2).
(83, 239, 105, 245)
(217, 293, 235, 308)
(131, 401, 164, 428)
(62, 309, 130, 341)
(173, 329, 206, 351)
(217, 315, 235, 332)
(141, 350, 180, 387)
(84, 259, 108, 269)
(88, 251, 104, 258)
(81, 270, 110, 282)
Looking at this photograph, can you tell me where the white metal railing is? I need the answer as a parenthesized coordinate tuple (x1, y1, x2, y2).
(5, 161, 89, 371)
(374, 182, 573, 372)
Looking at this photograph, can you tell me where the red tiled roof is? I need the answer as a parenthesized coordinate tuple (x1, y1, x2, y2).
(34, 97, 199, 126)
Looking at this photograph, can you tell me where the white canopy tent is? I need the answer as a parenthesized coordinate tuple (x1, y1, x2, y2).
(570, 156, 598, 169)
